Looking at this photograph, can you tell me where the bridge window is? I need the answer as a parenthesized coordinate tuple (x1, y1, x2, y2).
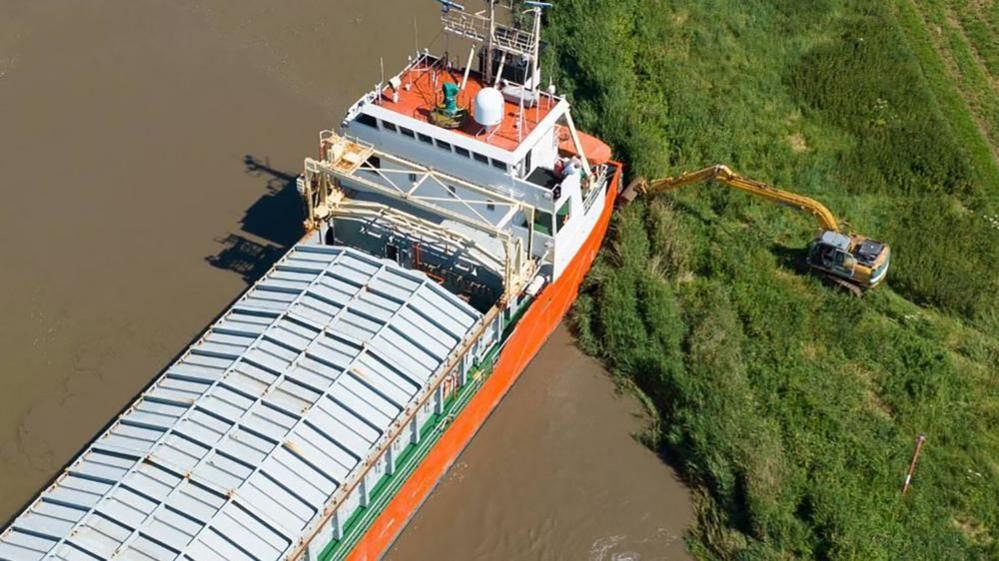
(455, 146, 471, 158)
(418, 132, 433, 144)
(524, 209, 552, 236)
(473, 152, 489, 164)
(437, 140, 452, 152)
(555, 198, 572, 232)
(356, 113, 378, 128)
(400, 127, 415, 138)
(491, 159, 507, 171)
(383, 121, 398, 133)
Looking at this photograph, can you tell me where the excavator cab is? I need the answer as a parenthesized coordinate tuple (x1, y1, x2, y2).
(807, 231, 891, 294)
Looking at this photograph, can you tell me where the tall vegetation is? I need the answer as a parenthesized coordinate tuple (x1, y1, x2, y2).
(545, 0, 999, 559)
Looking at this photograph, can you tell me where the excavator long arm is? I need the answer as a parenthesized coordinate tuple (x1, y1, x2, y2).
(638, 164, 841, 232)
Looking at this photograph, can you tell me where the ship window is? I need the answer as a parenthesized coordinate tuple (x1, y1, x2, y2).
(491, 159, 507, 171)
(400, 127, 415, 138)
(455, 146, 470, 158)
(356, 113, 378, 128)
(446, 184, 456, 196)
(473, 152, 489, 164)
(418, 133, 433, 144)
(436, 140, 452, 152)
(555, 198, 572, 232)
(487, 200, 495, 211)
(383, 121, 398, 133)
(522, 209, 552, 236)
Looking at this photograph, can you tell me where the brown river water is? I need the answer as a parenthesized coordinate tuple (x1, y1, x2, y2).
(0, 2, 692, 559)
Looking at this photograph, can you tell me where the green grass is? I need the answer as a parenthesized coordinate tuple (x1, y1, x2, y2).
(908, 0, 999, 159)
(542, 0, 999, 558)
(896, 1, 999, 191)
(949, 0, 999, 76)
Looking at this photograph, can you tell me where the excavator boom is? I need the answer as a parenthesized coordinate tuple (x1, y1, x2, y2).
(640, 164, 841, 232)
(620, 163, 891, 292)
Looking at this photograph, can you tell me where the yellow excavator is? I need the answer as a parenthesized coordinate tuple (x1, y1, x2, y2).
(621, 165, 891, 295)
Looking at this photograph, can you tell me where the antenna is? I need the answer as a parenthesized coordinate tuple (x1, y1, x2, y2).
(486, 0, 496, 84)
(523, 1, 552, 92)
(439, 0, 548, 87)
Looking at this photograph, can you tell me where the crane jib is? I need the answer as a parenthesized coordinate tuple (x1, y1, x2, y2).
(621, 163, 891, 292)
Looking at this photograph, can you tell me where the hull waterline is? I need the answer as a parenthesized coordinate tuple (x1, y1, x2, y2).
(345, 163, 622, 561)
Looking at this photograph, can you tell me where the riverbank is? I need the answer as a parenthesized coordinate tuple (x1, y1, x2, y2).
(547, 1, 998, 559)
(386, 326, 694, 561)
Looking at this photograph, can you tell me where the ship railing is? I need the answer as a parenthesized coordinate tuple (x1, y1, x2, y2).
(331, 199, 509, 276)
(316, 131, 532, 237)
(582, 163, 612, 213)
(376, 46, 564, 111)
(288, 269, 521, 561)
(306, 131, 539, 298)
(441, 9, 535, 59)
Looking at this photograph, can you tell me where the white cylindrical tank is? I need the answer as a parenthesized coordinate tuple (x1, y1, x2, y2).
(473, 87, 505, 127)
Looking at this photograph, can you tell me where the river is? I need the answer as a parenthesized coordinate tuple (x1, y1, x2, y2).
(0, 2, 692, 559)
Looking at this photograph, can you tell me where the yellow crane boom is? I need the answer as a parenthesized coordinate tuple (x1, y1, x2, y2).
(636, 164, 841, 232)
(621, 163, 892, 294)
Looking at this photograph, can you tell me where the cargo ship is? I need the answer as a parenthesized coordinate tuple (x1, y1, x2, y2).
(0, 3, 622, 560)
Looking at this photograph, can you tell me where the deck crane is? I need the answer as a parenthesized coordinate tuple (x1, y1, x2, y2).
(622, 165, 891, 295)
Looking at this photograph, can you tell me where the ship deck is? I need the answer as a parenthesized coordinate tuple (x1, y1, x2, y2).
(0, 245, 482, 561)
(378, 66, 557, 153)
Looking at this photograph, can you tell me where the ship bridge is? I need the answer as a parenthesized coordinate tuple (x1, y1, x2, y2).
(291, 1, 615, 307)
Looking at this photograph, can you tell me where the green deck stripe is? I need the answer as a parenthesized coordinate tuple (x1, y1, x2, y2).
(316, 296, 532, 561)
(318, 362, 491, 561)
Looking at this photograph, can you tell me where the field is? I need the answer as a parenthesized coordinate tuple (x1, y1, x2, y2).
(542, 0, 999, 559)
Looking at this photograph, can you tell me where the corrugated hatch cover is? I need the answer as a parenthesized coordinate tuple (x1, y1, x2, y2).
(0, 245, 482, 561)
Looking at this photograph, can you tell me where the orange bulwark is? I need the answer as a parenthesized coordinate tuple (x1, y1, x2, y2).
(345, 163, 622, 561)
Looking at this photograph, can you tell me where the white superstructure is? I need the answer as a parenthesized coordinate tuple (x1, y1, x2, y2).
(299, 2, 614, 311)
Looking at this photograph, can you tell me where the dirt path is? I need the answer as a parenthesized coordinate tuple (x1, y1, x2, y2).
(944, 4, 999, 93)
(908, 0, 999, 163)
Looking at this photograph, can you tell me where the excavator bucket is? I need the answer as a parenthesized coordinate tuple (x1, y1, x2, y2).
(618, 176, 646, 206)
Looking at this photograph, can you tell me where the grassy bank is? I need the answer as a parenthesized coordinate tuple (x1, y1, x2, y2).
(543, 0, 999, 559)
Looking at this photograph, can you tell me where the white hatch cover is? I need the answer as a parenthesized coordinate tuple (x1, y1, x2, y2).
(0, 245, 481, 561)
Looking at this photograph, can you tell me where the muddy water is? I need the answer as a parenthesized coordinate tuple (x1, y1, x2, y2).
(0, 1, 692, 558)
(386, 326, 694, 561)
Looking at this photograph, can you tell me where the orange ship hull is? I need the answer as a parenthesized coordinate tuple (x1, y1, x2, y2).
(346, 163, 623, 561)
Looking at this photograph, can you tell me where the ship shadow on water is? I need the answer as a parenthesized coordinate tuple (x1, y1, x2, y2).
(5, 157, 308, 529)
(206, 155, 306, 284)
